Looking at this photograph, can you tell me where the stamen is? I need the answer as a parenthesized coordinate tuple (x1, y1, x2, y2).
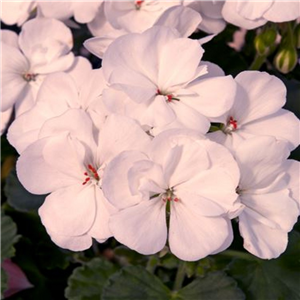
(135, 0, 144, 10)
(23, 72, 37, 82)
(229, 117, 238, 129)
(82, 164, 100, 185)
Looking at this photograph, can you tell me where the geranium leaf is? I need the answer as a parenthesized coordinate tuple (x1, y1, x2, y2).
(102, 265, 172, 300)
(65, 258, 117, 300)
(173, 271, 245, 300)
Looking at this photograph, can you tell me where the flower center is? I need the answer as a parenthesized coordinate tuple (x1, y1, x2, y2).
(23, 72, 37, 82)
(162, 188, 180, 203)
(82, 164, 100, 185)
(135, 0, 144, 10)
(156, 89, 180, 103)
(222, 116, 238, 134)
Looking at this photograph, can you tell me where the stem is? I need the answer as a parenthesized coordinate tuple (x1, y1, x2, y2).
(146, 256, 159, 274)
(173, 261, 186, 291)
(249, 53, 267, 70)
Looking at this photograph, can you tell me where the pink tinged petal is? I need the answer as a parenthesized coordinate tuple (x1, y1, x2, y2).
(38, 109, 96, 151)
(98, 114, 151, 164)
(19, 18, 74, 72)
(222, 2, 267, 30)
(184, 75, 236, 118)
(139, 96, 177, 128)
(158, 38, 203, 91)
(2, 259, 33, 298)
(242, 109, 300, 151)
(109, 198, 167, 255)
(73, 2, 101, 23)
(35, 72, 80, 109)
(2, 30, 19, 48)
(46, 230, 92, 251)
(234, 136, 290, 191)
(65, 56, 92, 90)
(236, 1, 274, 20)
(197, 61, 225, 79)
(263, 2, 300, 22)
(160, 101, 210, 134)
(88, 189, 117, 241)
(102, 151, 148, 209)
(2, 44, 29, 112)
(166, 138, 210, 187)
(128, 160, 167, 198)
(16, 137, 81, 194)
(154, 5, 202, 38)
(239, 211, 289, 259)
(39, 184, 96, 236)
(178, 167, 240, 216)
(198, 17, 226, 35)
(235, 71, 286, 124)
(285, 160, 300, 209)
(169, 202, 233, 261)
(38, 2, 73, 20)
(240, 191, 299, 232)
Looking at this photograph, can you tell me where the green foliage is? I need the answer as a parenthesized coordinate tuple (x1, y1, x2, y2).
(1, 210, 20, 260)
(1, 267, 8, 299)
(227, 230, 300, 300)
(102, 265, 171, 300)
(65, 258, 117, 300)
(173, 272, 245, 300)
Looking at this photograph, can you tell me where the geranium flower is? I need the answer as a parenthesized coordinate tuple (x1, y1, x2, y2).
(1, 1, 36, 26)
(222, 1, 300, 30)
(208, 71, 300, 151)
(100, 26, 236, 135)
(234, 136, 299, 259)
(85, 5, 202, 59)
(7, 68, 109, 154)
(102, 129, 242, 261)
(1, 18, 74, 116)
(16, 110, 151, 250)
(38, 2, 102, 24)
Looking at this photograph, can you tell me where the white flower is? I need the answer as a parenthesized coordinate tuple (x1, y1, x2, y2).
(1, 1, 36, 26)
(1, 18, 74, 116)
(16, 110, 151, 251)
(233, 136, 299, 259)
(7, 67, 109, 155)
(222, 1, 300, 30)
(102, 129, 242, 261)
(209, 71, 300, 151)
(183, 0, 226, 34)
(101, 26, 236, 135)
(86, 5, 202, 59)
(38, 2, 102, 24)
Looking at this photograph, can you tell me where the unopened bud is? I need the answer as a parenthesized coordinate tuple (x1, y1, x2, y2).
(261, 27, 277, 47)
(254, 35, 268, 55)
(274, 46, 298, 74)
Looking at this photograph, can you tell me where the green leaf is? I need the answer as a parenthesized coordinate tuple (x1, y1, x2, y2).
(227, 230, 300, 300)
(65, 257, 118, 300)
(102, 265, 172, 300)
(4, 168, 46, 212)
(1, 210, 20, 261)
(1, 267, 8, 298)
(173, 271, 245, 300)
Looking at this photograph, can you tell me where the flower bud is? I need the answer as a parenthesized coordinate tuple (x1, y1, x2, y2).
(261, 27, 277, 47)
(274, 46, 298, 74)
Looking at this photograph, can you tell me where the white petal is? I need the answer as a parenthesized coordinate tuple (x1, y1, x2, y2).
(239, 211, 289, 259)
(39, 184, 96, 236)
(98, 114, 151, 164)
(102, 151, 148, 209)
(235, 71, 286, 124)
(169, 202, 233, 261)
(184, 75, 236, 118)
(242, 109, 300, 151)
(285, 160, 300, 209)
(109, 198, 167, 255)
(236, 1, 273, 20)
(2, 30, 19, 48)
(154, 5, 201, 38)
(263, 2, 300, 22)
(1, 108, 12, 136)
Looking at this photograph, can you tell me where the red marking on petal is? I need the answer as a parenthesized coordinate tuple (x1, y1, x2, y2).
(167, 95, 173, 102)
(229, 116, 237, 129)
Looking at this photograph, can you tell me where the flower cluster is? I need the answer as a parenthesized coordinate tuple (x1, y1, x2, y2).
(1, 1, 299, 262)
